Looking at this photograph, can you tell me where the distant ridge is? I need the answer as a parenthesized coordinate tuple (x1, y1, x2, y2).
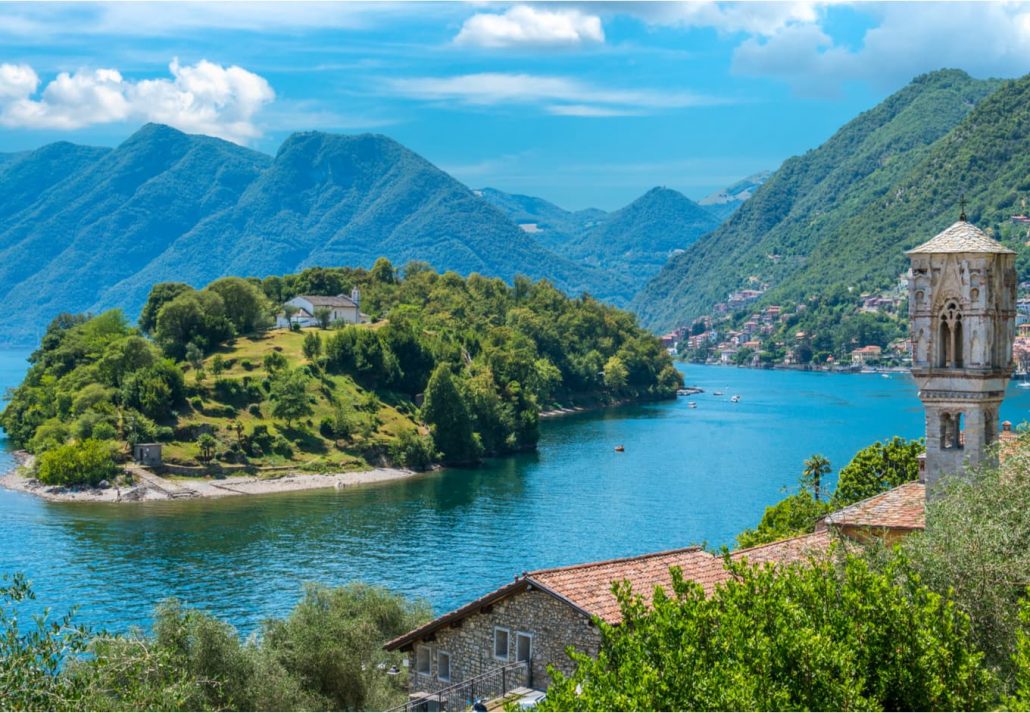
(0, 125, 626, 345)
(479, 185, 722, 301)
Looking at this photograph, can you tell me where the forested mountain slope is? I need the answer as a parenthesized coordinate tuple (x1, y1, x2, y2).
(0, 126, 625, 344)
(480, 186, 721, 301)
(633, 69, 1005, 331)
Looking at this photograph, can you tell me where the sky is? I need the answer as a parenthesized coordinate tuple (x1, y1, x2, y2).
(1, 2, 1029, 210)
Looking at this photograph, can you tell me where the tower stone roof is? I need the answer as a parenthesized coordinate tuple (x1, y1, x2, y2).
(907, 220, 1015, 255)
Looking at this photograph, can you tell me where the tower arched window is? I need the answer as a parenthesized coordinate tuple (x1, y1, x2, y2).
(937, 300, 964, 368)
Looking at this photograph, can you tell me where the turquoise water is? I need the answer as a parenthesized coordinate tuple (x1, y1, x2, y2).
(3, 347, 1030, 634)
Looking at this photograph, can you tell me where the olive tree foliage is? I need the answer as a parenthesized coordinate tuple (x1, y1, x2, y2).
(0, 573, 90, 711)
(1009, 591, 1030, 711)
(902, 445, 1030, 681)
(2, 578, 430, 712)
(541, 555, 994, 712)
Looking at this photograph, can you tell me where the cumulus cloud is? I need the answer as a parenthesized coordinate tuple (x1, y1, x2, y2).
(626, 1, 823, 36)
(455, 5, 604, 48)
(0, 59, 274, 143)
(725, 2, 1030, 97)
(388, 72, 725, 116)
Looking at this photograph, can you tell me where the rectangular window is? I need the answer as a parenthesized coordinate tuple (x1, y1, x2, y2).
(516, 632, 533, 663)
(437, 651, 451, 682)
(415, 646, 431, 675)
(493, 627, 510, 661)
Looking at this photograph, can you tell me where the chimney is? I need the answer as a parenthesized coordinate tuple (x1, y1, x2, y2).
(350, 287, 360, 306)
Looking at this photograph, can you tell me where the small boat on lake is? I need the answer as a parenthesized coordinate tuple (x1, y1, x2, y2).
(713, 391, 724, 396)
(688, 401, 697, 409)
(614, 445, 625, 452)
(730, 395, 741, 403)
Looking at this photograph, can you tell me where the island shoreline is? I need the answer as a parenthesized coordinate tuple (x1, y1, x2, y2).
(0, 451, 430, 504)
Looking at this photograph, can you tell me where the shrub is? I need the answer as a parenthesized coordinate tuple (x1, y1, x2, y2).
(391, 429, 436, 470)
(36, 439, 119, 487)
(248, 404, 262, 417)
(542, 554, 994, 712)
(240, 359, 254, 371)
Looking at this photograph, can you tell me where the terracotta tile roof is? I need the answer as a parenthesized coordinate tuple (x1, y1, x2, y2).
(821, 481, 925, 531)
(528, 547, 725, 625)
(730, 530, 834, 567)
(907, 221, 1015, 255)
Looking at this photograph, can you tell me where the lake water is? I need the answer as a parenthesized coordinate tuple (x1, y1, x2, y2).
(3, 347, 1030, 635)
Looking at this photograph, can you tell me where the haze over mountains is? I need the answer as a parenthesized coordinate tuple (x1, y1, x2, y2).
(634, 69, 1023, 332)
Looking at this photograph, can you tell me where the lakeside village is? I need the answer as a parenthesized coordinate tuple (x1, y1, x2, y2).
(664, 266, 1030, 374)
(374, 218, 1026, 710)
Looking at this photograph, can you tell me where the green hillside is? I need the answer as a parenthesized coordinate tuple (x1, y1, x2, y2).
(634, 69, 1005, 331)
(480, 186, 721, 303)
(565, 187, 720, 295)
(0, 262, 681, 482)
(0, 127, 623, 345)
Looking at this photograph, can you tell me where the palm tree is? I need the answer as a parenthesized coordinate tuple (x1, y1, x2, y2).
(801, 454, 831, 502)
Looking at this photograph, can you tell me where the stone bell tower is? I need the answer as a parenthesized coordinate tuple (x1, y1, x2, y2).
(908, 218, 1017, 490)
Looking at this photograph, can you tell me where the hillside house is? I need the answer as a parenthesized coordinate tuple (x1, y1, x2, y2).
(276, 290, 363, 328)
(386, 484, 926, 708)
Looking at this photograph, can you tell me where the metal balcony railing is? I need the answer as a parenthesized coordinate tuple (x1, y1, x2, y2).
(389, 660, 531, 712)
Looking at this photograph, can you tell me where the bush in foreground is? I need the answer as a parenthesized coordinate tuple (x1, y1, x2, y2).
(541, 554, 994, 711)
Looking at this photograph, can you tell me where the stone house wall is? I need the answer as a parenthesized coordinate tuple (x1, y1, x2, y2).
(406, 588, 602, 694)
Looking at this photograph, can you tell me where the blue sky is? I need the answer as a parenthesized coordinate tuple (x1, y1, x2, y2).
(1, 2, 1029, 210)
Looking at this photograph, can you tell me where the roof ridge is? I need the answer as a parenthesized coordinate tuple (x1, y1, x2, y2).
(527, 545, 706, 577)
(823, 481, 923, 522)
(729, 529, 831, 557)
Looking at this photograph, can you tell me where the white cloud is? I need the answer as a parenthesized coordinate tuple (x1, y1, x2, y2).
(0, 63, 39, 100)
(455, 5, 604, 48)
(725, 2, 1030, 97)
(387, 72, 725, 115)
(0, 59, 274, 143)
(628, 1, 823, 37)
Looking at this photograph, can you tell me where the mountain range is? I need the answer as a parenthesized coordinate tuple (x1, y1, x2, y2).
(0, 124, 753, 345)
(633, 69, 1019, 332)
(479, 186, 722, 296)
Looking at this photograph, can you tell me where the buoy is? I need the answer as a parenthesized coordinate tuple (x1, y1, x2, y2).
(614, 445, 625, 452)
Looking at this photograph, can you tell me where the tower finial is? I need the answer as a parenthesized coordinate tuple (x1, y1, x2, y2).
(959, 193, 967, 222)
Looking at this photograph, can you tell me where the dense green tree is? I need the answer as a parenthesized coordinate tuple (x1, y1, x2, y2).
(421, 365, 479, 464)
(301, 332, 322, 363)
(207, 277, 271, 335)
(542, 555, 994, 712)
(268, 369, 313, 428)
(36, 439, 119, 487)
(832, 436, 923, 507)
(370, 257, 397, 285)
(154, 291, 233, 359)
(139, 282, 191, 335)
